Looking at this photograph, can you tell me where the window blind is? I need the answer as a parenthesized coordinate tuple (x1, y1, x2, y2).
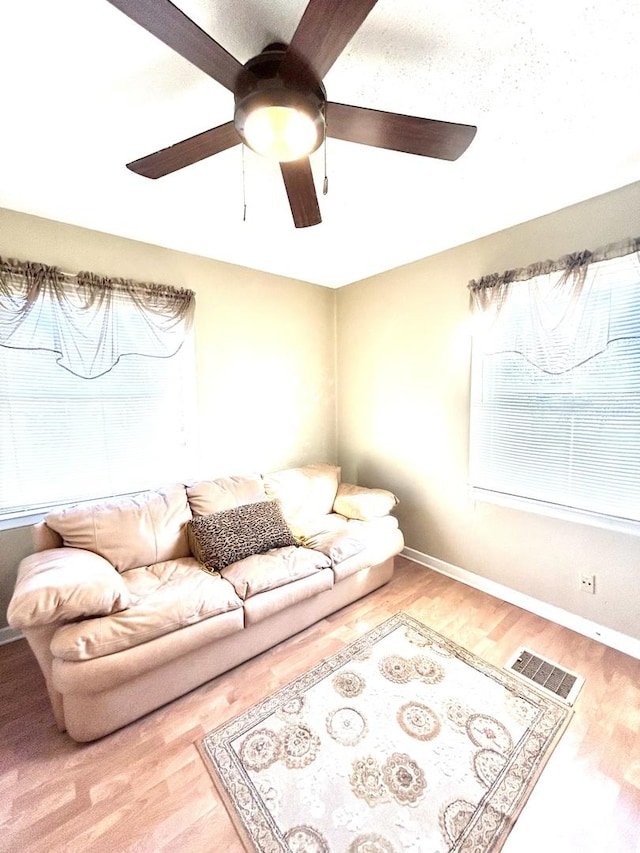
(0, 339, 196, 519)
(469, 252, 640, 525)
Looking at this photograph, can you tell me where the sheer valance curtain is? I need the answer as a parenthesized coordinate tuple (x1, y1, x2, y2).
(467, 236, 640, 528)
(0, 257, 195, 379)
(468, 237, 640, 374)
(0, 257, 196, 521)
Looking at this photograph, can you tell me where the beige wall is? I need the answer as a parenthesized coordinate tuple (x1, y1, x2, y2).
(3, 183, 639, 640)
(0, 208, 337, 629)
(336, 180, 640, 641)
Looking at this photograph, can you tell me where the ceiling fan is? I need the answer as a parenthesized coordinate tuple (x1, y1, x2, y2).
(107, 0, 477, 228)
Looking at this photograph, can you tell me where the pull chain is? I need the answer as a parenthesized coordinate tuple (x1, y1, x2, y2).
(242, 144, 247, 221)
(323, 123, 329, 195)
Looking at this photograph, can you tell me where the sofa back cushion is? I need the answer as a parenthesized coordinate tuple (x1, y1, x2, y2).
(262, 464, 341, 523)
(186, 474, 266, 516)
(45, 485, 192, 572)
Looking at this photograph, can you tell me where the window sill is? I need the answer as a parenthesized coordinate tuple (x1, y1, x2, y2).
(0, 490, 138, 531)
(469, 487, 640, 537)
(0, 510, 48, 531)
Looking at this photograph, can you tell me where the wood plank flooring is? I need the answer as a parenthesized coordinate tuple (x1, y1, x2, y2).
(1, 557, 639, 852)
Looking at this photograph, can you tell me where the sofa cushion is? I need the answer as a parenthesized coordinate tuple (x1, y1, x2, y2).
(221, 546, 331, 599)
(243, 569, 334, 626)
(45, 485, 192, 572)
(7, 548, 130, 629)
(333, 482, 399, 520)
(287, 511, 349, 541)
(263, 463, 341, 528)
(188, 500, 298, 572)
(186, 474, 266, 516)
(50, 557, 243, 660)
(300, 529, 367, 565)
(331, 516, 404, 582)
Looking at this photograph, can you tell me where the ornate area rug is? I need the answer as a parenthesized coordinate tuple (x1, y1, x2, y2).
(198, 612, 573, 852)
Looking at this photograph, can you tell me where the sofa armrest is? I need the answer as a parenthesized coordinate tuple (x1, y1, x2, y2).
(332, 482, 399, 521)
(7, 547, 130, 629)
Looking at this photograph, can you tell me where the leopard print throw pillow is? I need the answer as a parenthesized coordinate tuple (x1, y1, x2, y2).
(189, 500, 298, 571)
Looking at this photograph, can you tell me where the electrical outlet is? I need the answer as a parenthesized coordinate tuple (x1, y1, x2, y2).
(580, 573, 596, 594)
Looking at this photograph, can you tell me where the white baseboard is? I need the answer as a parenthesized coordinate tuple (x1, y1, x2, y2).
(0, 626, 22, 645)
(402, 547, 640, 661)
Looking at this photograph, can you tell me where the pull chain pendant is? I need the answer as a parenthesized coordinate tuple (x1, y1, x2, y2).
(242, 145, 247, 221)
(323, 126, 329, 196)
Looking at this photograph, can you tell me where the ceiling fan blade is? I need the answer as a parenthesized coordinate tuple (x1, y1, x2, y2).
(127, 122, 240, 178)
(326, 101, 477, 161)
(106, 0, 244, 92)
(280, 0, 379, 83)
(280, 158, 322, 228)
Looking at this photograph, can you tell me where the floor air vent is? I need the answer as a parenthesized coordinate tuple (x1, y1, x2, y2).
(505, 648, 584, 705)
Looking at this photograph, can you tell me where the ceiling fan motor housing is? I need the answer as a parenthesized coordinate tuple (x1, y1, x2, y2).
(234, 45, 327, 159)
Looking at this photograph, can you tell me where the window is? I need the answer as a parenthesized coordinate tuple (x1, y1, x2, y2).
(469, 240, 640, 530)
(0, 259, 196, 522)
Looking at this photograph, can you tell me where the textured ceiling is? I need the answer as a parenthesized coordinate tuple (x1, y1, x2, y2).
(1, 1, 639, 287)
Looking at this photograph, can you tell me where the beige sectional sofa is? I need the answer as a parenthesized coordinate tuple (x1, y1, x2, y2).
(8, 464, 404, 742)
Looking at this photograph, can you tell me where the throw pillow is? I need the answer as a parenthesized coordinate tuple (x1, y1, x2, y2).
(333, 482, 399, 520)
(188, 500, 298, 571)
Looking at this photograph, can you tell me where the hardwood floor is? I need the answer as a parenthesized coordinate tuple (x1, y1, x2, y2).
(1, 556, 639, 852)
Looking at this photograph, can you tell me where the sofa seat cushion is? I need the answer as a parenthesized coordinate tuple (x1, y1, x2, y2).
(221, 546, 331, 600)
(45, 485, 192, 572)
(50, 557, 242, 661)
(287, 511, 350, 541)
(186, 474, 266, 516)
(51, 608, 244, 696)
(243, 568, 334, 626)
(300, 529, 367, 566)
(331, 516, 404, 582)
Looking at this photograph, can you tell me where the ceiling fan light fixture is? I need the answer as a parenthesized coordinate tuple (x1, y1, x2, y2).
(243, 104, 319, 162)
(234, 47, 326, 164)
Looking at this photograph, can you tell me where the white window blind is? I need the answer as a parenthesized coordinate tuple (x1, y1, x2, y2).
(0, 338, 196, 520)
(469, 250, 640, 526)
